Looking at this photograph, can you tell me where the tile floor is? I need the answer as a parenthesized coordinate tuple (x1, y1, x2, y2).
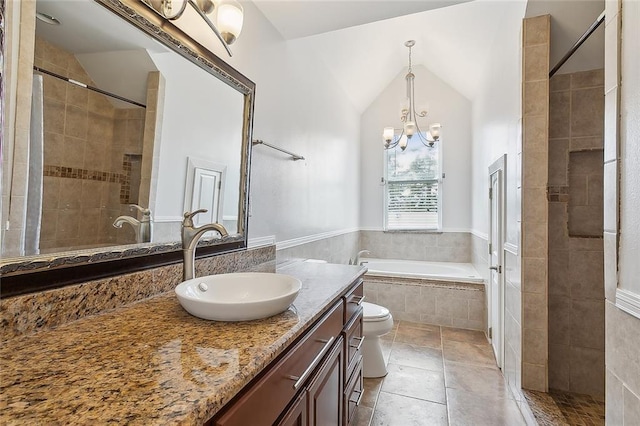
(524, 389, 606, 426)
(352, 321, 527, 426)
(550, 390, 605, 426)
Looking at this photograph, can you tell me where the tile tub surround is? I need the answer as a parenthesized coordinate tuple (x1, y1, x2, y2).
(276, 230, 360, 265)
(0, 262, 366, 424)
(0, 245, 275, 341)
(364, 275, 486, 331)
(360, 231, 472, 263)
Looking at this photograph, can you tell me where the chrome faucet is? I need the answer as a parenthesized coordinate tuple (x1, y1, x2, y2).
(182, 209, 228, 281)
(113, 204, 152, 243)
(355, 250, 371, 266)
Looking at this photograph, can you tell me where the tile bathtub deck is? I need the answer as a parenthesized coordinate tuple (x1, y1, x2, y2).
(353, 321, 527, 426)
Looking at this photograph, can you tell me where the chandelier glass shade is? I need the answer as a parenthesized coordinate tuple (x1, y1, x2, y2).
(383, 40, 441, 151)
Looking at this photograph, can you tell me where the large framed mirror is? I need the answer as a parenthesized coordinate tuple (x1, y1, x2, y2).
(0, 0, 254, 296)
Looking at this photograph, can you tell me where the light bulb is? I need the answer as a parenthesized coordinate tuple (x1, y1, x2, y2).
(405, 121, 416, 137)
(429, 123, 441, 140)
(383, 127, 394, 143)
(217, 0, 243, 44)
(399, 136, 408, 151)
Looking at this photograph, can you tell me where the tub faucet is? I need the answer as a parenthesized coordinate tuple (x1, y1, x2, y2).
(182, 209, 228, 281)
(355, 250, 371, 266)
(113, 204, 152, 243)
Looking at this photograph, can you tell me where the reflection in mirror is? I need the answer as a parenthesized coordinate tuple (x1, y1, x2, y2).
(1, 0, 245, 261)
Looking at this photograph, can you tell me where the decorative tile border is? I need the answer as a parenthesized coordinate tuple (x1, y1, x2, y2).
(547, 185, 569, 202)
(43, 164, 125, 183)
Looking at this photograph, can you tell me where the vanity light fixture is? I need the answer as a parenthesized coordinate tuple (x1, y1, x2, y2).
(383, 40, 441, 151)
(142, 0, 243, 56)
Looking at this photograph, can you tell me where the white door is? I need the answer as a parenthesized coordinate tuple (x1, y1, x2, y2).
(488, 156, 505, 369)
(191, 168, 222, 226)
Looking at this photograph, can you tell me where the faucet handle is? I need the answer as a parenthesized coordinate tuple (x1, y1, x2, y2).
(183, 209, 208, 226)
(130, 204, 151, 216)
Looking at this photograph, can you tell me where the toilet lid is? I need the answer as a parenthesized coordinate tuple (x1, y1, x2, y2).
(362, 302, 390, 320)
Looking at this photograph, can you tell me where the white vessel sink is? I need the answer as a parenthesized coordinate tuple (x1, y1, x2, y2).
(175, 272, 302, 321)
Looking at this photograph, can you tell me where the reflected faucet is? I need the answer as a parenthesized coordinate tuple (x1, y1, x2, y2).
(182, 209, 228, 281)
(113, 204, 152, 243)
(355, 250, 371, 266)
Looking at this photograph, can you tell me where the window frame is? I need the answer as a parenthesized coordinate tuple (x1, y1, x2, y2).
(382, 131, 443, 232)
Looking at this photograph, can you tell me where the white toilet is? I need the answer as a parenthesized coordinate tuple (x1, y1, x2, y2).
(361, 301, 394, 378)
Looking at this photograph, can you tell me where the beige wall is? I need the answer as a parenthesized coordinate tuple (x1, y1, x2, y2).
(548, 69, 605, 397)
(604, 0, 640, 423)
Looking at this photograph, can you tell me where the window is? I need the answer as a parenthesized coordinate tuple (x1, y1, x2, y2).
(384, 133, 441, 230)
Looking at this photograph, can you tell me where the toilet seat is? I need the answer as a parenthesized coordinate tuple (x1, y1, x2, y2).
(363, 301, 390, 322)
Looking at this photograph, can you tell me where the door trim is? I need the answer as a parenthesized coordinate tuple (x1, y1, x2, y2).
(488, 154, 506, 369)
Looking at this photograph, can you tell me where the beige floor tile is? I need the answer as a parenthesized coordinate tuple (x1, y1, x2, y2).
(388, 342, 444, 372)
(444, 361, 514, 399)
(361, 377, 384, 408)
(371, 391, 448, 426)
(352, 405, 374, 426)
(442, 339, 497, 368)
(380, 338, 393, 363)
(441, 327, 488, 345)
(381, 322, 398, 342)
(398, 321, 441, 331)
(395, 323, 442, 349)
(447, 389, 526, 426)
(381, 363, 446, 404)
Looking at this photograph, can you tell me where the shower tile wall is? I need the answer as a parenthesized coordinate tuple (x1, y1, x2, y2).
(521, 14, 550, 393)
(35, 38, 156, 251)
(548, 69, 605, 397)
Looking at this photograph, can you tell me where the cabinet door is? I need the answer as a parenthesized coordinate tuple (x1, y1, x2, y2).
(307, 336, 344, 426)
(278, 391, 308, 426)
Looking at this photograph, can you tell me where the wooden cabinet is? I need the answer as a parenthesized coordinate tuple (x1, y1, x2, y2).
(307, 336, 344, 426)
(342, 280, 364, 426)
(209, 278, 364, 426)
(278, 392, 308, 426)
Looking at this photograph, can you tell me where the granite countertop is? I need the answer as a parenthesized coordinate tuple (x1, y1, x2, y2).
(0, 262, 365, 425)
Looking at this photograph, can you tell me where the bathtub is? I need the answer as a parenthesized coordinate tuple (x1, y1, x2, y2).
(361, 258, 484, 284)
(361, 258, 486, 330)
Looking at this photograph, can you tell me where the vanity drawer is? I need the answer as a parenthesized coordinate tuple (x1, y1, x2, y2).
(343, 309, 363, 377)
(344, 356, 364, 426)
(344, 280, 364, 324)
(213, 300, 344, 426)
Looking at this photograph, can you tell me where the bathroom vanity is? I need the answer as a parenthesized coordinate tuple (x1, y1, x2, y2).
(0, 262, 365, 425)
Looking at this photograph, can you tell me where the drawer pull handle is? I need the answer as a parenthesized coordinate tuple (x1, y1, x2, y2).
(349, 336, 365, 351)
(285, 336, 335, 390)
(349, 389, 364, 406)
(349, 295, 365, 306)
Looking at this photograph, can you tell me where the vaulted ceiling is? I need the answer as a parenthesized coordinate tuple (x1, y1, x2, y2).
(254, 0, 528, 112)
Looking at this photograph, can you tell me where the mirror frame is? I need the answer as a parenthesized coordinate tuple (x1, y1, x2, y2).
(0, 0, 255, 297)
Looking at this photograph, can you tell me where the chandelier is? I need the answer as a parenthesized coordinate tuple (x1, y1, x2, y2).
(383, 40, 441, 151)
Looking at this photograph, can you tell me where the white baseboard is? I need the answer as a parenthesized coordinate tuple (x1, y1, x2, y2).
(248, 235, 276, 248)
(616, 288, 640, 320)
